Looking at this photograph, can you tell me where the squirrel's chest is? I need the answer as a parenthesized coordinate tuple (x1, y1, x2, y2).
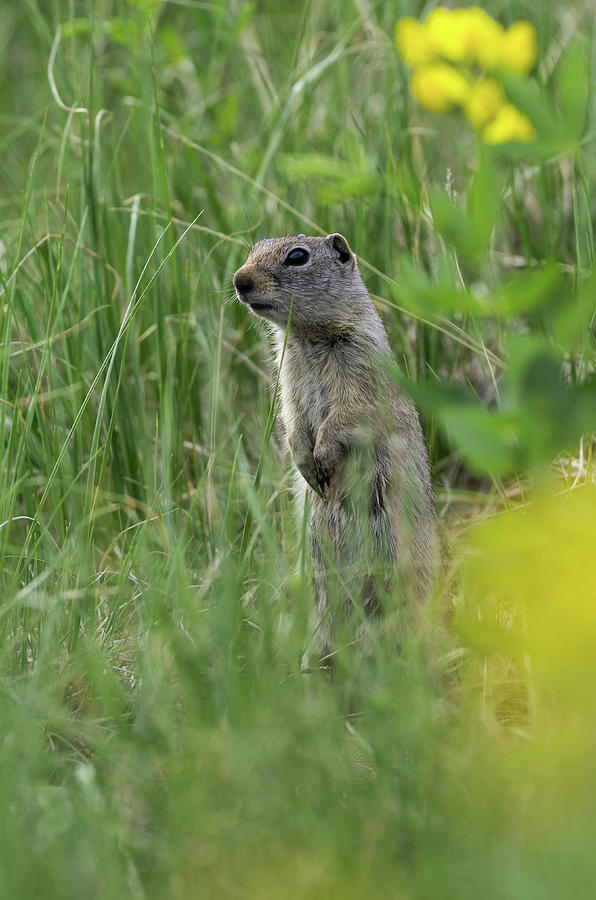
(280, 344, 345, 431)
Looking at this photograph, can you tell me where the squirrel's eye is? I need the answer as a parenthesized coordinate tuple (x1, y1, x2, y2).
(284, 247, 310, 266)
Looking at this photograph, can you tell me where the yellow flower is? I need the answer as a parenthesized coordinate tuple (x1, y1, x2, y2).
(394, 17, 436, 67)
(425, 7, 471, 62)
(410, 63, 470, 113)
(463, 7, 505, 68)
(499, 21, 538, 74)
(395, 9, 538, 75)
(394, 8, 539, 140)
(422, 7, 506, 67)
(483, 103, 536, 143)
(465, 78, 505, 128)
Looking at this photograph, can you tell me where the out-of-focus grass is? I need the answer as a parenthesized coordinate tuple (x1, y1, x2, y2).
(0, 1, 595, 897)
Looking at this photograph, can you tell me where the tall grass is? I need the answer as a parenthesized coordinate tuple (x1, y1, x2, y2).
(0, 1, 595, 897)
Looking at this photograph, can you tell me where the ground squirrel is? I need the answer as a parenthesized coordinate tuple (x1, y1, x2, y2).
(233, 233, 439, 659)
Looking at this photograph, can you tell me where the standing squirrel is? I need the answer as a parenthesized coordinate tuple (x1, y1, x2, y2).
(233, 233, 439, 660)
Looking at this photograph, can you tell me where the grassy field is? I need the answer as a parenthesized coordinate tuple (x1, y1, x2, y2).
(1, 1, 595, 897)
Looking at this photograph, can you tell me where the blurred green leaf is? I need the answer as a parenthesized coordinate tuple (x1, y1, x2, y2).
(392, 258, 463, 314)
(317, 173, 379, 202)
(556, 41, 589, 141)
(498, 71, 572, 156)
(494, 264, 565, 316)
(392, 331, 596, 476)
(233, 1, 257, 39)
(214, 90, 240, 142)
(505, 335, 596, 462)
(440, 404, 520, 473)
(61, 16, 137, 44)
(431, 154, 504, 262)
(277, 153, 381, 199)
(278, 152, 357, 180)
(468, 153, 502, 250)
(393, 372, 521, 474)
(160, 26, 187, 64)
(431, 191, 480, 260)
(553, 269, 596, 350)
(395, 259, 564, 318)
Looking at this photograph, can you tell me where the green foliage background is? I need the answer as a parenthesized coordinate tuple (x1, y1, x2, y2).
(0, 1, 595, 897)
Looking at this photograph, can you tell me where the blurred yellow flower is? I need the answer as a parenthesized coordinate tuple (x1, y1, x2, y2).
(395, 8, 538, 74)
(463, 486, 596, 684)
(464, 7, 505, 67)
(425, 7, 470, 62)
(465, 78, 505, 128)
(499, 21, 538, 75)
(410, 63, 470, 112)
(394, 17, 435, 67)
(483, 103, 536, 143)
(424, 6, 507, 66)
(393, 8, 538, 144)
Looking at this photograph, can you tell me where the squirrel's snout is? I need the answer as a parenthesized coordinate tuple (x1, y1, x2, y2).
(233, 269, 254, 300)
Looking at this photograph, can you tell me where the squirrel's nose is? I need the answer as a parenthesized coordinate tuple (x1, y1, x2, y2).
(233, 269, 254, 298)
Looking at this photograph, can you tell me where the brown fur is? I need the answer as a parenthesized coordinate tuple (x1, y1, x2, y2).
(233, 233, 439, 660)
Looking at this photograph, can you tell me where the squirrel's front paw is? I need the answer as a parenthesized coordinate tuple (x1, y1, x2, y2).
(312, 441, 337, 498)
(290, 444, 325, 498)
(298, 454, 324, 497)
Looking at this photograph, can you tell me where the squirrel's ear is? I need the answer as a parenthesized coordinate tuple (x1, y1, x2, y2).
(325, 233, 353, 265)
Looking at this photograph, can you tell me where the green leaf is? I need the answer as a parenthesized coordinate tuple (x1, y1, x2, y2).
(395, 259, 564, 319)
(556, 41, 588, 140)
(277, 152, 380, 201)
(492, 264, 564, 317)
(430, 156, 504, 262)
(392, 371, 521, 475)
(232, 1, 257, 39)
(553, 269, 596, 351)
(498, 72, 571, 156)
(439, 404, 520, 474)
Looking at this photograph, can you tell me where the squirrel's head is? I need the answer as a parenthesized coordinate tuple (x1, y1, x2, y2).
(233, 233, 373, 334)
